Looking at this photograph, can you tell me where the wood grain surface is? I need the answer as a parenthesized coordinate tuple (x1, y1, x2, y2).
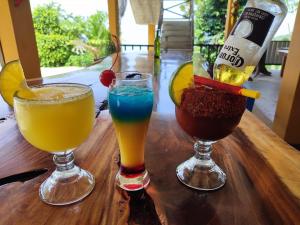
(0, 111, 300, 225)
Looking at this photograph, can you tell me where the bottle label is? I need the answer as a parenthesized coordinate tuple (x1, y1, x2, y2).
(215, 7, 275, 70)
(215, 36, 260, 70)
(232, 7, 275, 46)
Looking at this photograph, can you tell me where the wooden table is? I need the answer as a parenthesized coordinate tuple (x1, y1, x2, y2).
(0, 52, 300, 225)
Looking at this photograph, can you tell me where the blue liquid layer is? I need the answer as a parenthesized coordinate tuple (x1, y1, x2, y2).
(108, 86, 153, 122)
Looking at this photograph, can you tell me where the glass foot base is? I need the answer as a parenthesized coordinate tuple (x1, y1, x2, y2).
(39, 166, 95, 205)
(176, 156, 226, 191)
(116, 170, 150, 191)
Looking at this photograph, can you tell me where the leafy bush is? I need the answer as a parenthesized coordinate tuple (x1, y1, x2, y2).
(66, 53, 94, 67)
(32, 4, 112, 67)
(61, 16, 87, 39)
(273, 35, 291, 41)
(36, 33, 72, 67)
(32, 3, 64, 35)
(194, 0, 247, 44)
(193, 0, 247, 65)
(88, 37, 116, 58)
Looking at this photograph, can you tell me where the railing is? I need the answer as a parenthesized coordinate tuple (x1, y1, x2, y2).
(121, 44, 154, 52)
(157, 1, 164, 32)
(193, 43, 223, 64)
(190, 0, 194, 46)
(163, 0, 192, 20)
(160, 0, 194, 50)
(194, 41, 290, 65)
(120, 42, 290, 65)
(265, 41, 290, 65)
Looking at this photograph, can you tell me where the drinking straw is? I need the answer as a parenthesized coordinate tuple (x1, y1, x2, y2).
(194, 76, 260, 99)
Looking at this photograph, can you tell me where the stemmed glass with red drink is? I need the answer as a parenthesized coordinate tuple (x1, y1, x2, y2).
(175, 85, 246, 190)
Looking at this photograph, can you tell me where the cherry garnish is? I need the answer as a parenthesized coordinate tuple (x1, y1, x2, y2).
(99, 69, 116, 87)
(99, 34, 120, 87)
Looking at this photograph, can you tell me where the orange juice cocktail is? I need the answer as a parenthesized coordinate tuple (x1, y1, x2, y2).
(14, 83, 95, 205)
(15, 84, 94, 152)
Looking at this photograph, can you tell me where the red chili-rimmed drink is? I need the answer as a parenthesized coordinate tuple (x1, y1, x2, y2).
(175, 85, 246, 190)
(108, 72, 153, 191)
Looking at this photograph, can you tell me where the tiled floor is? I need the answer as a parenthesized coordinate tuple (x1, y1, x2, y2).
(245, 70, 282, 128)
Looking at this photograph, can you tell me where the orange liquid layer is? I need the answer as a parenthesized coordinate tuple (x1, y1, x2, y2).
(14, 86, 95, 152)
(113, 118, 150, 168)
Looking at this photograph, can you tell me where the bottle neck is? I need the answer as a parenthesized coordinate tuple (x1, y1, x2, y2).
(156, 30, 160, 37)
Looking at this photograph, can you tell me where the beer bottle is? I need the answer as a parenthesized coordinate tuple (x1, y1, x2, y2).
(154, 29, 161, 58)
(214, 0, 287, 86)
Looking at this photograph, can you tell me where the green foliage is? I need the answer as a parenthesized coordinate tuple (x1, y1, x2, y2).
(82, 12, 115, 58)
(194, 0, 247, 44)
(66, 53, 94, 67)
(273, 34, 291, 41)
(36, 33, 72, 67)
(88, 37, 116, 57)
(32, 3, 64, 35)
(194, 0, 247, 63)
(86, 12, 109, 40)
(32, 4, 112, 67)
(178, 2, 191, 18)
(284, 0, 299, 12)
(61, 16, 86, 39)
(194, 0, 227, 44)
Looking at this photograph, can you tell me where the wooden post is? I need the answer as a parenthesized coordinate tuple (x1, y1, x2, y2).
(107, 0, 120, 39)
(0, 43, 4, 67)
(148, 24, 155, 51)
(107, 0, 120, 71)
(0, 0, 41, 79)
(273, 5, 300, 145)
(224, 0, 234, 38)
(225, 0, 240, 38)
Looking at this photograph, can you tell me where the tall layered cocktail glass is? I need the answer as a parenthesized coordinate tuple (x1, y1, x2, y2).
(108, 73, 153, 191)
(14, 83, 95, 205)
(176, 86, 246, 190)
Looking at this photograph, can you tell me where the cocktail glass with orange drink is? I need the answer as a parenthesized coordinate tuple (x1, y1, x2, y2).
(108, 72, 153, 191)
(14, 83, 95, 205)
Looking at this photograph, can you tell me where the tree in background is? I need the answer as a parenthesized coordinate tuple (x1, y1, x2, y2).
(284, 0, 299, 13)
(33, 3, 72, 67)
(70, 12, 115, 62)
(274, 0, 300, 41)
(32, 3, 113, 67)
(193, 0, 245, 66)
(194, 0, 247, 44)
(33, 3, 64, 35)
(83, 12, 113, 59)
(195, 0, 299, 44)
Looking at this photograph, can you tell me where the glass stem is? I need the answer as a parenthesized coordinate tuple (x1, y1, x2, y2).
(194, 140, 215, 161)
(53, 151, 75, 172)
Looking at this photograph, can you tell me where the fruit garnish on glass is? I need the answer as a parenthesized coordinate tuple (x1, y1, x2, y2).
(99, 34, 121, 87)
(0, 60, 96, 205)
(169, 60, 250, 191)
(0, 60, 36, 107)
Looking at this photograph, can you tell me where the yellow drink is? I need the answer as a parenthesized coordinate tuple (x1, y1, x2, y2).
(109, 85, 153, 169)
(113, 119, 150, 168)
(14, 84, 95, 152)
(214, 64, 255, 86)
